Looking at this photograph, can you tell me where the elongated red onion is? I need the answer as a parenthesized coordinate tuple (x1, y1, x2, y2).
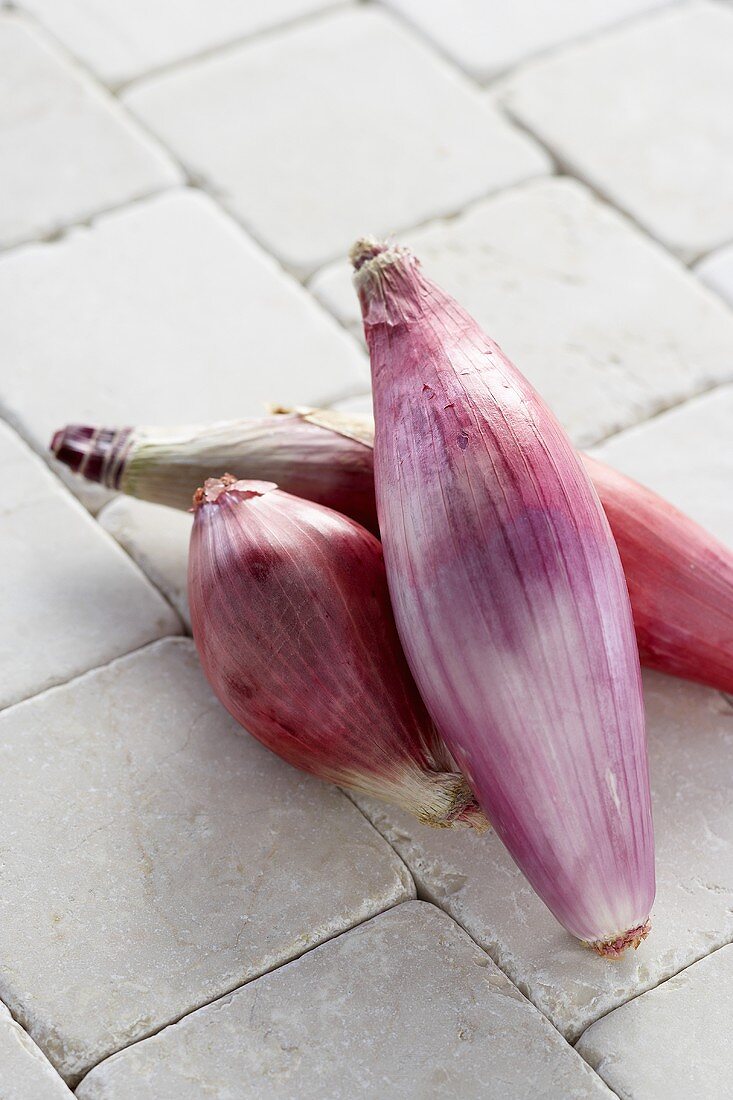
(51, 411, 376, 530)
(583, 455, 733, 693)
(188, 475, 487, 830)
(51, 413, 733, 694)
(352, 237, 655, 954)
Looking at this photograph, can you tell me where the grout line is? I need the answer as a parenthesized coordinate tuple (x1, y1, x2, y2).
(371, 0, 684, 119)
(0, 182, 183, 259)
(588, 378, 733, 451)
(94, 503, 189, 634)
(0, 994, 73, 1092)
(477, 0, 687, 89)
(73, 893, 413, 1089)
(496, 100, 686, 261)
(347, 799, 733, 1048)
(695, 233, 733, 266)
(368, 0, 489, 90)
(573, 938, 733, 1051)
(0, 630, 184, 717)
(292, 162, 557, 281)
(113, 0, 352, 94)
(0, 634, 189, 720)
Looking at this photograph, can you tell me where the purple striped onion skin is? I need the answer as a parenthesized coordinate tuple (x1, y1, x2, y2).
(188, 476, 487, 830)
(352, 239, 655, 953)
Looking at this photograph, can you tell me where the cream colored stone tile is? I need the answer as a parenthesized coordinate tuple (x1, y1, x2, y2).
(77, 903, 610, 1099)
(577, 945, 733, 1099)
(98, 497, 192, 627)
(591, 385, 733, 549)
(0, 638, 413, 1083)
(383, 0, 670, 81)
(0, 14, 179, 250)
(123, 8, 549, 274)
(696, 242, 733, 308)
(0, 1003, 74, 1099)
(502, 2, 733, 259)
(0, 422, 180, 709)
(0, 189, 366, 502)
(19, 0, 348, 85)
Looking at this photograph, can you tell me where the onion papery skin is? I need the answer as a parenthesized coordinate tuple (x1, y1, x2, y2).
(51, 411, 377, 531)
(51, 431, 733, 695)
(188, 476, 486, 831)
(583, 455, 733, 694)
(352, 238, 655, 951)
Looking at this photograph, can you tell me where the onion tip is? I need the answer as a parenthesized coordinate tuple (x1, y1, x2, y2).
(587, 921, 651, 959)
(191, 475, 278, 511)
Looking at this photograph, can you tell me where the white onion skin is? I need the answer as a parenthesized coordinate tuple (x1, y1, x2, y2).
(354, 242, 655, 949)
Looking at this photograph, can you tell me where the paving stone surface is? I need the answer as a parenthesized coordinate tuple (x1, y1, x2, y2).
(0, 421, 180, 710)
(0, 188, 366, 499)
(591, 385, 733, 549)
(3, 0, 733, 1094)
(0, 638, 412, 1084)
(0, 1002, 74, 1100)
(576, 945, 733, 1100)
(329, 392, 374, 417)
(696, 242, 733, 308)
(350, 673, 733, 1041)
(501, 2, 733, 260)
(123, 8, 550, 274)
(311, 178, 733, 445)
(383, 0, 670, 81)
(76, 903, 610, 1099)
(98, 497, 192, 627)
(18, 0, 347, 86)
(0, 14, 179, 251)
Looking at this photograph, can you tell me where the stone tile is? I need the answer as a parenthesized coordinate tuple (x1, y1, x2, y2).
(329, 391, 374, 417)
(0, 14, 179, 251)
(310, 178, 733, 446)
(123, 8, 549, 274)
(696, 241, 733, 307)
(98, 497, 192, 628)
(349, 672, 733, 1041)
(0, 422, 180, 709)
(0, 638, 412, 1084)
(576, 945, 733, 1100)
(76, 902, 610, 1099)
(0, 1002, 74, 1100)
(383, 0, 670, 82)
(19, 0, 348, 86)
(591, 385, 733, 549)
(0, 188, 366, 501)
(502, 2, 733, 260)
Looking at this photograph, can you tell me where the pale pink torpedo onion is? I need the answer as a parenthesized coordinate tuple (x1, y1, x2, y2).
(188, 475, 487, 831)
(352, 237, 655, 955)
(52, 415, 733, 694)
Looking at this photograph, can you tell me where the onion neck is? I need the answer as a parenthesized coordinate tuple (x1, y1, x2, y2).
(192, 476, 278, 511)
(351, 237, 427, 329)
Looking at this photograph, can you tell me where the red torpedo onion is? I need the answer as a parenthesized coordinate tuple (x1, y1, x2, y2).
(352, 238, 655, 955)
(52, 414, 733, 692)
(50, 410, 376, 531)
(583, 454, 733, 693)
(188, 476, 487, 831)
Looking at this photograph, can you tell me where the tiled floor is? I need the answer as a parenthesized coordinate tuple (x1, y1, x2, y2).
(2, 1, 732, 1097)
